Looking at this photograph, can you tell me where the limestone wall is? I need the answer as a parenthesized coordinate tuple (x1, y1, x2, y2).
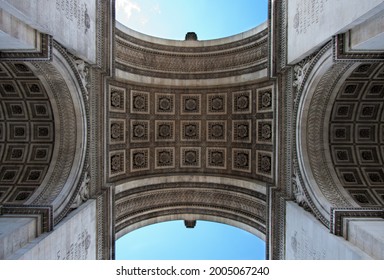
(8, 200, 97, 260)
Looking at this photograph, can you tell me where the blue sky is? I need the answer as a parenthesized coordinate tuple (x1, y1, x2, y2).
(115, 0, 268, 260)
(115, 0, 268, 40)
(116, 220, 266, 260)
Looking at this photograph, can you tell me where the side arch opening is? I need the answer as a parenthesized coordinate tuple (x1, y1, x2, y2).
(114, 175, 267, 259)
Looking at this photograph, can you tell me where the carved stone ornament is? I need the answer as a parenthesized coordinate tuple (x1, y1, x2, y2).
(74, 59, 90, 90)
(292, 174, 311, 212)
(292, 54, 315, 91)
(71, 170, 90, 209)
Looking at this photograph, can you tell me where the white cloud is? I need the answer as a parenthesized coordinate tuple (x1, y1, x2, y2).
(116, 0, 141, 20)
(152, 3, 161, 15)
(140, 16, 149, 26)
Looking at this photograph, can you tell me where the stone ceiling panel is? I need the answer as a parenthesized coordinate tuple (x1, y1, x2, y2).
(330, 63, 384, 207)
(107, 83, 274, 184)
(0, 62, 55, 203)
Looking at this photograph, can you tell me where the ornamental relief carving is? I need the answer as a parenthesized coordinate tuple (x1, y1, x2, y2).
(115, 187, 266, 222)
(115, 37, 268, 75)
(292, 44, 372, 225)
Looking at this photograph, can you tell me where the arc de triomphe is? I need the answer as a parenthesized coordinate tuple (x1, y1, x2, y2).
(0, 0, 383, 259)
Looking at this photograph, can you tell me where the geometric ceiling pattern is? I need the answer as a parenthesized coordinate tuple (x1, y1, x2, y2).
(0, 62, 54, 204)
(107, 82, 274, 184)
(329, 63, 384, 206)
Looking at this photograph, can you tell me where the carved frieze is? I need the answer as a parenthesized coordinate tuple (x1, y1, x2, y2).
(115, 28, 268, 80)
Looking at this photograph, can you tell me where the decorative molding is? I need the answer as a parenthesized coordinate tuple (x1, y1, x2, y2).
(115, 27, 268, 80)
(0, 34, 53, 61)
(70, 169, 90, 209)
(292, 54, 315, 91)
(28, 42, 89, 225)
(130, 148, 150, 172)
(333, 33, 384, 62)
(293, 43, 353, 226)
(115, 182, 267, 236)
(330, 207, 384, 236)
(0, 204, 53, 233)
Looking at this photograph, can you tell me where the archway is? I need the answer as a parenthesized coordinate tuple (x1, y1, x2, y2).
(295, 42, 384, 226)
(113, 175, 267, 258)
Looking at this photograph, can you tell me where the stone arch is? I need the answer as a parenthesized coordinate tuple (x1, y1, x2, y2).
(295, 42, 384, 225)
(28, 44, 88, 223)
(0, 42, 88, 225)
(114, 176, 267, 243)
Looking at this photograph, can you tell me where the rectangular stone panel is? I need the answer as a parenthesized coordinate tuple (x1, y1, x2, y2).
(232, 90, 252, 114)
(155, 147, 175, 169)
(130, 120, 149, 143)
(180, 94, 201, 115)
(206, 147, 227, 170)
(109, 150, 126, 178)
(155, 93, 175, 115)
(256, 86, 273, 113)
(232, 148, 252, 173)
(287, 0, 384, 63)
(109, 85, 126, 113)
(12, 200, 97, 260)
(1, 0, 97, 63)
(232, 120, 252, 143)
(207, 93, 227, 115)
(130, 148, 150, 172)
(285, 201, 371, 259)
(155, 120, 175, 142)
(130, 90, 150, 114)
(180, 120, 201, 142)
(206, 120, 227, 142)
(180, 147, 201, 168)
(109, 119, 126, 144)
